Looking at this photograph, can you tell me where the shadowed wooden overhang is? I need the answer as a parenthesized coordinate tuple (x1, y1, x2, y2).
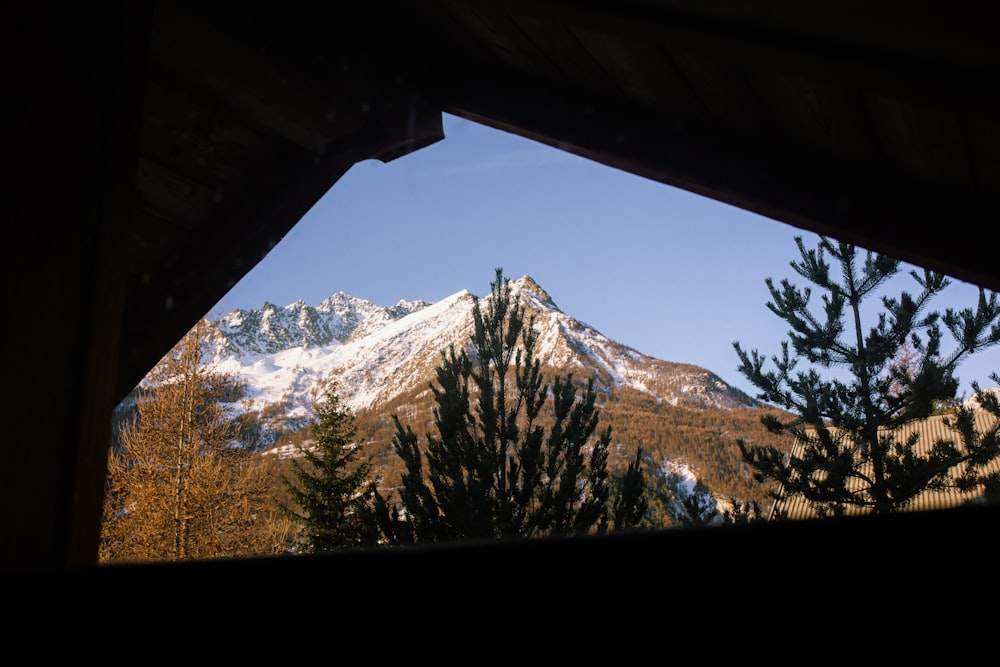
(7, 0, 1000, 577)
(126, 0, 1000, 404)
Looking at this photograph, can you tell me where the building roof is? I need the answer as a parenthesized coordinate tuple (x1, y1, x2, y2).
(771, 408, 1000, 520)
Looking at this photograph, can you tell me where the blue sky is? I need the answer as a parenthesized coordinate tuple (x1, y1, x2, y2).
(212, 113, 1000, 399)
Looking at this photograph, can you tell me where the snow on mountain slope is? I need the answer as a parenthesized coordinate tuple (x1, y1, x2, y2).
(211, 288, 474, 418)
(203, 275, 756, 431)
(212, 292, 430, 357)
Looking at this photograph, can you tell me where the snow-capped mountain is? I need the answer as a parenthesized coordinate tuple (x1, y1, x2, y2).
(210, 292, 432, 358)
(196, 275, 757, 439)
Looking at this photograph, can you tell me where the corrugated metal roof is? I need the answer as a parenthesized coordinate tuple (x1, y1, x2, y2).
(771, 409, 1000, 520)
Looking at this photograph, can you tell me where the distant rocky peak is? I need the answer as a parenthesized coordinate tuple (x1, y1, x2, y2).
(342, 298, 433, 343)
(317, 291, 377, 314)
(507, 274, 559, 311)
(386, 298, 433, 318)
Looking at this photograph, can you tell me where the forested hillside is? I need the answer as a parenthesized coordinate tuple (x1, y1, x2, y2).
(269, 368, 796, 523)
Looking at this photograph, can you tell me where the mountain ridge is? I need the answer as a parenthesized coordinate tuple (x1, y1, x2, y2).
(200, 275, 759, 433)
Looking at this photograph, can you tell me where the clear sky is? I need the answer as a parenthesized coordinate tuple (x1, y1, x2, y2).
(212, 113, 1000, 399)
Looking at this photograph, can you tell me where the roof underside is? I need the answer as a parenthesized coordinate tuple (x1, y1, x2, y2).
(123, 0, 1000, 404)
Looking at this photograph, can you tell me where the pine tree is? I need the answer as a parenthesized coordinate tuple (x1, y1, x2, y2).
(733, 236, 1000, 517)
(612, 447, 650, 529)
(362, 268, 648, 544)
(278, 381, 375, 552)
(100, 319, 293, 563)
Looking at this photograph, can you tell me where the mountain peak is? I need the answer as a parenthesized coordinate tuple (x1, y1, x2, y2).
(512, 274, 541, 289)
(508, 275, 558, 310)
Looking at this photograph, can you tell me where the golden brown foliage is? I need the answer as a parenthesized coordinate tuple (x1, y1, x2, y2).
(100, 321, 294, 564)
(338, 370, 796, 524)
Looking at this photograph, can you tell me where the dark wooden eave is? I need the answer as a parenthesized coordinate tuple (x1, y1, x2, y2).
(120, 0, 1000, 400)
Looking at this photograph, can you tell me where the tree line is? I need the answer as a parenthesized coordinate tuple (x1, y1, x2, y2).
(100, 242, 1000, 562)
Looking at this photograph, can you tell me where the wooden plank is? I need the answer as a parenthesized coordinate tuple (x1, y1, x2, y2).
(572, 27, 706, 119)
(668, 50, 779, 137)
(866, 96, 976, 194)
(441, 0, 1000, 114)
(135, 155, 221, 232)
(150, 1, 359, 151)
(140, 72, 294, 188)
(444, 2, 565, 83)
(964, 116, 1000, 198)
(748, 69, 883, 164)
(508, 13, 620, 98)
